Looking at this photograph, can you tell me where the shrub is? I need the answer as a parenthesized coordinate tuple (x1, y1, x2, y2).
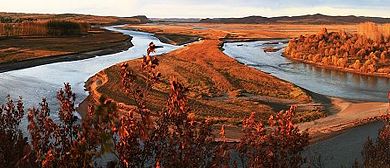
(236, 106, 309, 168)
(27, 84, 99, 167)
(0, 96, 31, 167)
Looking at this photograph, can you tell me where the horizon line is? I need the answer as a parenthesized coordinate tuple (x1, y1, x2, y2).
(1, 11, 390, 19)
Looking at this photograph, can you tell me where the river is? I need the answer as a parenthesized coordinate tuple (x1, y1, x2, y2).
(0, 26, 181, 131)
(1, 26, 387, 167)
(223, 40, 388, 167)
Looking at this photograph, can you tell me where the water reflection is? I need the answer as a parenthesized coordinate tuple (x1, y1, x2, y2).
(352, 74, 360, 86)
(323, 68, 331, 78)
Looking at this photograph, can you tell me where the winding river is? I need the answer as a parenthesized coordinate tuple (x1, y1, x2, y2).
(0, 26, 181, 130)
(1, 26, 388, 167)
(223, 40, 388, 167)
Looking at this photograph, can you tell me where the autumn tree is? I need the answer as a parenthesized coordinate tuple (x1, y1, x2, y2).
(284, 22, 390, 76)
(0, 96, 31, 168)
(236, 106, 309, 168)
(27, 84, 99, 167)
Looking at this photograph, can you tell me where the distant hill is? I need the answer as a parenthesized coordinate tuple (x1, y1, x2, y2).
(0, 12, 151, 25)
(122, 15, 151, 24)
(199, 13, 390, 24)
(150, 18, 201, 23)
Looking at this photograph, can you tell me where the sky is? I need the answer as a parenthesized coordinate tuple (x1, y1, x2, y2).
(1, 0, 390, 18)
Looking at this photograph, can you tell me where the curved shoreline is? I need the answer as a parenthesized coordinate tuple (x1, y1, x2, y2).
(299, 98, 388, 143)
(0, 35, 133, 73)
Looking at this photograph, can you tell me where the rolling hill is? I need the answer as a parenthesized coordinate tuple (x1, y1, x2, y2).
(200, 13, 390, 24)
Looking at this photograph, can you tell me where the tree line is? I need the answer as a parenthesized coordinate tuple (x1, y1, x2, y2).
(0, 17, 37, 23)
(284, 22, 390, 75)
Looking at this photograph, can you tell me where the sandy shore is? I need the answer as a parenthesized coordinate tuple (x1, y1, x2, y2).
(298, 98, 388, 143)
(214, 97, 389, 143)
(77, 69, 108, 118)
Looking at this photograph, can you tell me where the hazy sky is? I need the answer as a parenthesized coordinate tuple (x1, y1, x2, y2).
(1, 0, 390, 18)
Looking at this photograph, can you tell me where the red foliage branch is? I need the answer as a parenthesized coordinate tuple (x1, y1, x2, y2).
(237, 106, 309, 168)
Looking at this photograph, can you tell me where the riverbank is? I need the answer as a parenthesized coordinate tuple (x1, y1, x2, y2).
(0, 28, 132, 71)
